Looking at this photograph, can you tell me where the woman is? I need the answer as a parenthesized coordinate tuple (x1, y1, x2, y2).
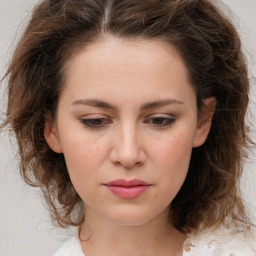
(2, 0, 256, 255)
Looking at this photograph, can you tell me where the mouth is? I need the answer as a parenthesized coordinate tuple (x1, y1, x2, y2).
(103, 179, 152, 199)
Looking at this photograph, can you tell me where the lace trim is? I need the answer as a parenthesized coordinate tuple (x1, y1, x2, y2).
(182, 226, 256, 256)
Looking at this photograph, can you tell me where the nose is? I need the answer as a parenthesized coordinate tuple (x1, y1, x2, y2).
(109, 123, 146, 169)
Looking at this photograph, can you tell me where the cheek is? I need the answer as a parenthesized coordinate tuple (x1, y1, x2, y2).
(58, 130, 109, 185)
(64, 140, 98, 167)
(149, 130, 195, 193)
(151, 131, 194, 169)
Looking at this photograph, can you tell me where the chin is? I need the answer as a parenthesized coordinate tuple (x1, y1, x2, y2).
(104, 209, 164, 227)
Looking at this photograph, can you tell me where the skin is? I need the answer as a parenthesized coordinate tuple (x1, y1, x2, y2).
(44, 36, 216, 256)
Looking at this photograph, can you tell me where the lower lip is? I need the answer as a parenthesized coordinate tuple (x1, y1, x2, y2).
(105, 185, 150, 199)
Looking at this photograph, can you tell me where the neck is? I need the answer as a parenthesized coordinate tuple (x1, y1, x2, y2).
(79, 209, 186, 256)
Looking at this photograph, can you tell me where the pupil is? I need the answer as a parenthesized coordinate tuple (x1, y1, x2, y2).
(153, 118, 164, 124)
(92, 119, 103, 125)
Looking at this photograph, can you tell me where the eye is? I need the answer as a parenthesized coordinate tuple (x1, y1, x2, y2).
(144, 115, 175, 127)
(80, 117, 112, 129)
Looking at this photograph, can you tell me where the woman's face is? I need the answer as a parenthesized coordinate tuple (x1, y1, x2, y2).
(45, 36, 214, 226)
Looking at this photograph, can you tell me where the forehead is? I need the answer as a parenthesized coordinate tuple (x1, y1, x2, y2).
(61, 36, 195, 108)
(66, 36, 188, 78)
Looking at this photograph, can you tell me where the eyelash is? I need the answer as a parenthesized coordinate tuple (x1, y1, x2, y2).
(80, 115, 176, 129)
(144, 115, 176, 127)
(80, 118, 112, 129)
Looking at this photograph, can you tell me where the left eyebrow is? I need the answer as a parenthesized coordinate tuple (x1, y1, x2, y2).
(140, 99, 184, 111)
(71, 98, 184, 111)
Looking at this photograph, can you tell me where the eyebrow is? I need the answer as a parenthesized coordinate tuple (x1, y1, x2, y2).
(140, 98, 184, 111)
(71, 98, 184, 111)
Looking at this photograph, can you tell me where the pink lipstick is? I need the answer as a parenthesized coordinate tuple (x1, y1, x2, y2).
(104, 179, 151, 199)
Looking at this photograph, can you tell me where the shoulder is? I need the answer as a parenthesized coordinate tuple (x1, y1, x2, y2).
(183, 225, 256, 256)
(53, 235, 84, 256)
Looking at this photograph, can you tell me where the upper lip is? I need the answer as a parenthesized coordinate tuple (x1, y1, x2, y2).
(105, 179, 151, 187)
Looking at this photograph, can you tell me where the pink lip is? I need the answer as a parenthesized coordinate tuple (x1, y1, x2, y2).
(104, 179, 151, 199)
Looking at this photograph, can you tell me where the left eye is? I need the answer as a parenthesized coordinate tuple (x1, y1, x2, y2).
(145, 116, 175, 127)
(80, 118, 111, 128)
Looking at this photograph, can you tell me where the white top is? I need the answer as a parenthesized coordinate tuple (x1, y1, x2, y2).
(53, 226, 256, 256)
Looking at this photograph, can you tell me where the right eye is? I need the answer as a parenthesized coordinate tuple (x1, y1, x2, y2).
(80, 118, 112, 129)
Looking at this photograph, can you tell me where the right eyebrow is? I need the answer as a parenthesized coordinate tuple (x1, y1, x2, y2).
(72, 99, 117, 110)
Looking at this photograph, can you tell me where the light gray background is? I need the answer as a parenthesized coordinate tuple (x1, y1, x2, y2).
(0, 1, 255, 255)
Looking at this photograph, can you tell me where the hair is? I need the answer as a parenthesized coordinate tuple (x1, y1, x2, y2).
(2, 0, 253, 232)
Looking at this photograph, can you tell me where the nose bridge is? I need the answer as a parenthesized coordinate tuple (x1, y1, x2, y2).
(120, 121, 138, 153)
(110, 119, 145, 168)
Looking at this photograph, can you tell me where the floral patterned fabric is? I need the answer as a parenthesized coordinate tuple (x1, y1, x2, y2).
(53, 226, 256, 256)
(183, 226, 256, 256)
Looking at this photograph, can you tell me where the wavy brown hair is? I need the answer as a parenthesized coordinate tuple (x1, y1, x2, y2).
(2, 0, 252, 232)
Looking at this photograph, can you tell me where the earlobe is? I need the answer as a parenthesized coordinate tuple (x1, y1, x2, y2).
(44, 117, 63, 153)
(193, 97, 217, 148)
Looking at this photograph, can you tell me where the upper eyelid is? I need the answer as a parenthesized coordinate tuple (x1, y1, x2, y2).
(145, 115, 176, 122)
(79, 113, 175, 120)
(79, 111, 175, 116)
(80, 117, 112, 129)
(80, 114, 110, 120)
(145, 113, 175, 118)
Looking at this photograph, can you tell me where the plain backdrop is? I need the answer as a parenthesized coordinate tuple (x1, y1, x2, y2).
(0, 1, 256, 255)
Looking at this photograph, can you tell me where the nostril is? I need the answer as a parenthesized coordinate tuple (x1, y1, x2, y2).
(109, 135, 146, 168)
(113, 160, 143, 169)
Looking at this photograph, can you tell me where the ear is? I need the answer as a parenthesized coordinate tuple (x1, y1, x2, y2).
(193, 97, 217, 148)
(44, 115, 63, 153)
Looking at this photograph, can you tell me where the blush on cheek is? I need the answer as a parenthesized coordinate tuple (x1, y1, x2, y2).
(153, 134, 193, 163)
(62, 137, 108, 179)
(152, 134, 193, 191)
